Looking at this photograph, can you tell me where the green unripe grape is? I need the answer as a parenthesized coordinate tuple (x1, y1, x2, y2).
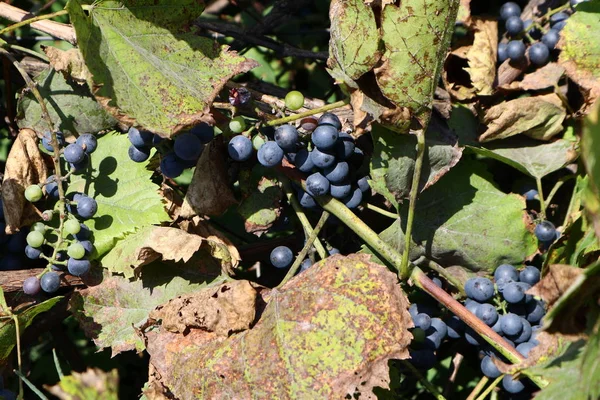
(65, 219, 81, 235)
(68, 242, 86, 259)
(31, 222, 46, 233)
(26, 231, 45, 248)
(285, 90, 304, 111)
(252, 134, 266, 151)
(25, 185, 43, 202)
(229, 116, 246, 134)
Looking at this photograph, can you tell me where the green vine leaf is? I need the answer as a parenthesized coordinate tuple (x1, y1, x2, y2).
(67, 133, 170, 257)
(66, 0, 257, 136)
(582, 101, 600, 240)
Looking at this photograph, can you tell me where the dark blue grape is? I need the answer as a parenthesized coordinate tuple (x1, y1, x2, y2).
(343, 188, 363, 209)
(525, 299, 545, 324)
(517, 282, 533, 303)
(128, 127, 153, 148)
(529, 42, 550, 66)
(464, 327, 481, 346)
(509, 318, 532, 344)
(77, 196, 97, 219)
(429, 318, 447, 338)
(63, 143, 86, 164)
(542, 29, 560, 50)
(70, 154, 89, 172)
(492, 318, 503, 334)
(270, 246, 293, 269)
(311, 125, 339, 151)
(465, 277, 495, 302)
(76, 134, 98, 154)
(297, 190, 317, 208)
(500, 2, 521, 20)
(335, 132, 355, 160)
(506, 16, 524, 36)
(535, 220, 557, 242)
(498, 43, 509, 63)
(310, 148, 336, 169)
(495, 263, 519, 282)
(409, 349, 436, 370)
(190, 123, 214, 144)
(295, 148, 315, 173)
(74, 224, 91, 241)
(465, 299, 482, 315)
(550, 12, 569, 31)
(446, 316, 464, 339)
(409, 303, 438, 319)
(413, 313, 432, 330)
(476, 303, 499, 326)
(323, 161, 349, 184)
(350, 147, 364, 167)
(507, 40, 526, 61)
(516, 342, 536, 357)
(318, 112, 341, 130)
(174, 132, 203, 161)
(523, 188, 539, 201)
(79, 240, 94, 255)
(41, 131, 65, 152)
(357, 176, 370, 193)
(501, 313, 523, 336)
(496, 277, 515, 293)
(424, 331, 442, 350)
(299, 258, 312, 272)
(45, 176, 59, 198)
(328, 248, 341, 256)
(68, 258, 91, 276)
(503, 282, 526, 303)
(519, 265, 540, 285)
(25, 245, 42, 259)
(502, 375, 525, 394)
(129, 145, 151, 163)
(40, 272, 60, 293)
(481, 355, 502, 378)
(23, 276, 41, 296)
(306, 172, 330, 197)
(160, 152, 185, 178)
(257, 142, 284, 167)
(228, 135, 253, 162)
(274, 125, 299, 152)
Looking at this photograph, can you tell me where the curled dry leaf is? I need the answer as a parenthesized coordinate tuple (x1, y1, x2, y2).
(42, 46, 92, 85)
(143, 254, 412, 399)
(479, 93, 566, 142)
(149, 280, 257, 336)
(1, 129, 48, 234)
(499, 63, 566, 92)
(465, 18, 497, 96)
(180, 137, 237, 218)
(529, 264, 582, 307)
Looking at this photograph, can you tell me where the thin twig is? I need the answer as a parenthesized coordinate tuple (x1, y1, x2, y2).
(0, 3, 79, 44)
(12, 369, 49, 400)
(475, 375, 503, 400)
(466, 376, 489, 400)
(400, 360, 447, 400)
(535, 176, 546, 220)
(364, 203, 398, 219)
(278, 211, 330, 287)
(545, 174, 575, 211)
(13, 314, 24, 397)
(4, 43, 50, 62)
(266, 99, 350, 126)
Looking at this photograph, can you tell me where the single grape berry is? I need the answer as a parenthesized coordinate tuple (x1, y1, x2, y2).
(68, 258, 91, 276)
(500, 2, 521, 20)
(297, 190, 317, 208)
(228, 135, 253, 162)
(336, 132, 355, 160)
(160, 152, 185, 178)
(310, 148, 336, 169)
(317, 112, 342, 130)
(522, 188, 539, 200)
(26, 231, 45, 248)
(526, 299, 545, 324)
(31, 222, 46, 234)
(79, 240, 94, 255)
(285, 90, 305, 111)
(516, 341, 536, 357)
(270, 246, 294, 269)
(550, 11, 569, 31)
(519, 265, 541, 285)
(330, 181, 352, 199)
(475, 303, 499, 326)
(357, 176, 370, 193)
(128, 144, 150, 163)
(294, 148, 314, 173)
(509, 318, 532, 344)
(306, 172, 330, 197)
(274, 125, 299, 152)
(446, 316, 464, 339)
(312, 125, 339, 151)
(465, 277, 495, 302)
(25, 245, 42, 260)
(542, 29, 560, 50)
(190, 123, 215, 144)
(498, 43, 509, 63)
(535, 220, 557, 242)
(40, 272, 60, 293)
(45, 176, 60, 198)
(501, 313, 523, 336)
(76, 133, 98, 154)
(299, 258, 313, 272)
(413, 313, 432, 330)
(41, 131, 65, 152)
(494, 263, 519, 282)
(74, 224, 91, 241)
(24, 185, 43, 202)
(174, 132, 203, 161)
(503, 282, 526, 303)
(343, 188, 363, 209)
(64, 219, 81, 236)
(429, 318, 448, 338)
(23, 276, 41, 296)
(68, 242, 86, 259)
(502, 375, 525, 394)
(257, 141, 284, 167)
(323, 161, 350, 184)
(507, 40, 526, 61)
(70, 154, 89, 172)
(529, 42, 550, 66)
(77, 196, 98, 219)
(128, 127, 153, 148)
(481, 355, 502, 378)
(229, 116, 247, 133)
(63, 143, 86, 164)
(505, 16, 524, 36)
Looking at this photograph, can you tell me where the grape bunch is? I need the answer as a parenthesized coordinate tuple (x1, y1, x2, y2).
(408, 263, 545, 396)
(16, 131, 99, 295)
(126, 123, 215, 179)
(0, 202, 45, 272)
(497, 0, 589, 66)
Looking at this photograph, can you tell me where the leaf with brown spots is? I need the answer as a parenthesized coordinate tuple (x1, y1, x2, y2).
(44, 368, 119, 400)
(1, 129, 48, 234)
(143, 254, 412, 399)
(479, 93, 567, 142)
(180, 137, 237, 218)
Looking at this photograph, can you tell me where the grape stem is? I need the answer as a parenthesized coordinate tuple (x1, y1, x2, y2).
(415, 257, 466, 296)
(265, 99, 350, 127)
(545, 174, 575, 212)
(278, 211, 330, 288)
(411, 267, 549, 389)
(465, 376, 489, 400)
(400, 360, 448, 400)
(475, 375, 503, 400)
(401, 128, 426, 280)
(535, 176, 546, 219)
(364, 203, 398, 219)
(279, 175, 328, 259)
(12, 314, 24, 397)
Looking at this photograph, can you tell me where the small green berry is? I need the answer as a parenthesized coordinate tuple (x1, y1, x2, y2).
(229, 116, 246, 134)
(25, 185, 43, 202)
(285, 90, 304, 111)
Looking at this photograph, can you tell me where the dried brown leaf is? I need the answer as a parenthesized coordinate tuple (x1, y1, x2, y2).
(465, 18, 497, 96)
(143, 254, 412, 399)
(499, 63, 566, 92)
(443, 46, 477, 101)
(561, 59, 600, 115)
(42, 46, 92, 85)
(529, 264, 582, 307)
(457, 0, 472, 26)
(149, 280, 257, 336)
(180, 137, 237, 217)
(479, 93, 567, 142)
(1, 129, 48, 233)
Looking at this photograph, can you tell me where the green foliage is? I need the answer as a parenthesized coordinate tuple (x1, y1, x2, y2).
(67, 133, 170, 256)
(560, 2, 600, 80)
